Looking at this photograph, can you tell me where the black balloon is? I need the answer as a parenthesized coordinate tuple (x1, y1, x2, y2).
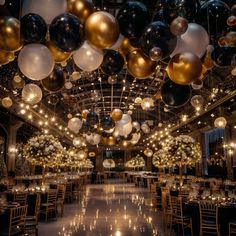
(117, 1, 150, 39)
(4, 0, 21, 18)
(197, 0, 230, 36)
(86, 112, 99, 126)
(49, 13, 83, 52)
(140, 21, 177, 59)
(211, 46, 236, 67)
(100, 116, 115, 130)
(162, 0, 200, 24)
(101, 50, 124, 75)
(161, 79, 191, 107)
(21, 13, 47, 43)
(80, 121, 90, 133)
(41, 66, 65, 92)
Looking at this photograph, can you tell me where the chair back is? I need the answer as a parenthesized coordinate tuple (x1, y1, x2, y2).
(34, 193, 41, 220)
(9, 205, 28, 235)
(47, 189, 57, 205)
(199, 200, 218, 225)
(170, 196, 183, 218)
(13, 192, 28, 206)
(57, 184, 66, 202)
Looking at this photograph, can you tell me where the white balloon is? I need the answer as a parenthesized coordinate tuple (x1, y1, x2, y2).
(68, 117, 82, 134)
(141, 123, 150, 134)
(132, 121, 140, 131)
(130, 132, 141, 145)
(18, 44, 55, 81)
(109, 34, 124, 50)
(171, 23, 209, 58)
(116, 122, 132, 136)
(73, 41, 104, 72)
(22, 84, 42, 105)
(86, 133, 101, 145)
(21, 0, 67, 24)
(116, 114, 132, 126)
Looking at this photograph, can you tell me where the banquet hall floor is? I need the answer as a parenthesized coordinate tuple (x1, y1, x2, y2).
(39, 181, 168, 236)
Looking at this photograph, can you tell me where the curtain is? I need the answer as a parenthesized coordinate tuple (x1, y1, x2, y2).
(204, 128, 225, 175)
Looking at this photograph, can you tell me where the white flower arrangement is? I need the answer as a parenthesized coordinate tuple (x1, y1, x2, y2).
(24, 134, 64, 167)
(152, 135, 201, 168)
(125, 154, 145, 168)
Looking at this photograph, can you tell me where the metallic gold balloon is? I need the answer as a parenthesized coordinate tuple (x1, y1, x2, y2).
(110, 108, 123, 122)
(2, 97, 13, 108)
(0, 16, 22, 52)
(118, 37, 136, 58)
(68, 0, 94, 24)
(0, 50, 14, 65)
(46, 41, 71, 63)
(82, 109, 89, 119)
(167, 52, 202, 85)
(102, 136, 116, 146)
(126, 49, 157, 79)
(85, 11, 119, 49)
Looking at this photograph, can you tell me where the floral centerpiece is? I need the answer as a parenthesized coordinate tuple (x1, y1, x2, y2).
(125, 154, 145, 168)
(77, 159, 94, 169)
(23, 134, 64, 167)
(152, 135, 202, 168)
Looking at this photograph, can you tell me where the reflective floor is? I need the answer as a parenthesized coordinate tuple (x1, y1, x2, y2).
(39, 181, 166, 236)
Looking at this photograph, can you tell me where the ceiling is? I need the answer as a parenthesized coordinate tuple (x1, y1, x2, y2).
(0, 0, 236, 148)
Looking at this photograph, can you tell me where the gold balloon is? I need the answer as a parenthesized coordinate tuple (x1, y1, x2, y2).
(68, 0, 94, 24)
(126, 49, 157, 79)
(0, 16, 22, 52)
(110, 109, 123, 122)
(167, 52, 202, 85)
(225, 31, 236, 47)
(102, 136, 116, 146)
(46, 41, 71, 63)
(118, 38, 136, 58)
(0, 50, 14, 65)
(85, 11, 119, 49)
(12, 75, 25, 89)
(82, 109, 89, 119)
(2, 97, 13, 108)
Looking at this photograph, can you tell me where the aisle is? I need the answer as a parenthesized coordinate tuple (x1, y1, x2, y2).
(39, 182, 165, 236)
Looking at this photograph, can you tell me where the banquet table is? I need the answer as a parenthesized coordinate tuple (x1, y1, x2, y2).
(185, 200, 236, 236)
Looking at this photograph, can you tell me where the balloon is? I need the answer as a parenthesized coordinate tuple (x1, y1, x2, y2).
(110, 109, 123, 122)
(161, 79, 191, 107)
(80, 121, 90, 133)
(22, 0, 67, 24)
(170, 16, 188, 36)
(73, 41, 103, 71)
(162, 0, 199, 23)
(141, 123, 150, 134)
(140, 21, 177, 59)
(18, 44, 55, 80)
(49, 13, 83, 52)
(101, 50, 124, 75)
(225, 31, 236, 47)
(197, 0, 230, 36)
(82, 109, 89, 119)
(21, 13, 47, 43)
(141, 97, 154, 111)
(0, 16, 22, 52)
(22, 84, 42, 105)
(167, 52, 202, 85)
(149, 47, 162, 62)
(46, 41, 71, 63)
(68, 0, 94, 24)
(12, 75, 25, 89)
(126, 49, 156, 79)
(86, 133, 101, 145)
(73, 136, 86, 148)
(117, 1, 150, 39)
(144, 148, 153, 157)
(68, 117, 82, 133)
(102, 136, 116, 146)
(85, 11, 119, 49)
(116, 114, 131, 126)
(41, 66, 65, 92)
(132, 121, 140, 131)
(170, 23, 209, 58)
(1, 97, 12, 108)
(116, 122, 133, 137)
(227, 15, 236, 26)
(191, 95, 204, 108)
(86, 112, 99, 126)
(101, 116, 115, 131)
(0, 50, 14, 65)
(212, 46, 236, 67)
(117, 37, 136, 58)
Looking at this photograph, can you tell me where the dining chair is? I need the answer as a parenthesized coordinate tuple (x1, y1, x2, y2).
(13, 192, 28, 206)
(40, 189, 57, 222)
(199, 200, 220, 236)
(170, 196, 193, 236)
(72, 179, 83, 200)
(56, 184, 66, 216)
(5, 205, 28, 236)
(24, 193, 41, 236)
(229, 221, 236, 235)
(65, 182, 73, 203)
